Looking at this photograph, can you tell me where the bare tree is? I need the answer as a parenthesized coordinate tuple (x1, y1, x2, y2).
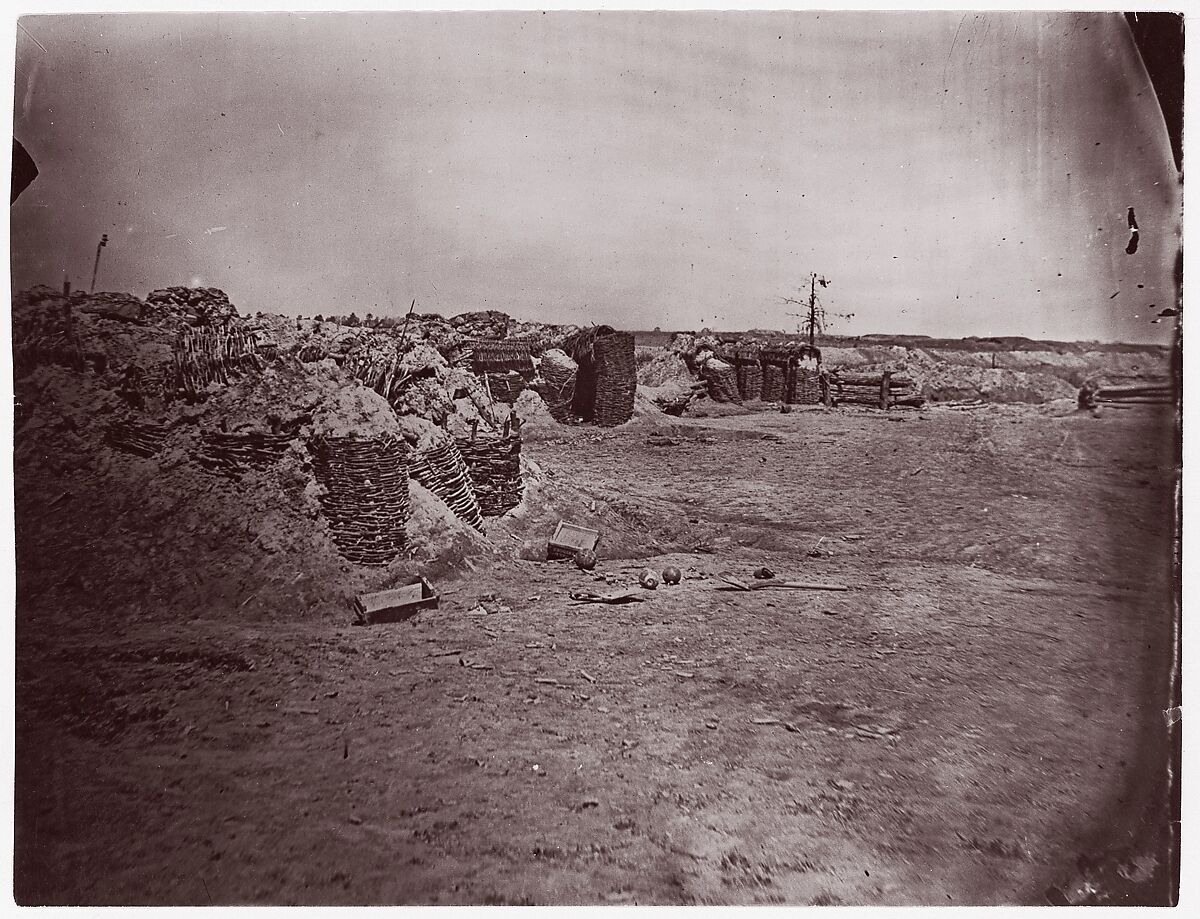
(782, 273, 854, 346)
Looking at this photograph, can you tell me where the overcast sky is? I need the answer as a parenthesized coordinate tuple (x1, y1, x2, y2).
(10, 11, 1181, 343)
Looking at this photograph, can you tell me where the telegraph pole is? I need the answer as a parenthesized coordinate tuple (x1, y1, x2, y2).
(90, 233, 108, 293)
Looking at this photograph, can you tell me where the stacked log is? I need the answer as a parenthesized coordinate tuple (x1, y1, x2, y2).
(539, 348, 578, 422)
(198, 430, 294, 475)
(826, 370, 924, 408)
(592, 332, 637, 426)
(310, 434, 411, 566)
(174, 326, 265, 398)
(702, 357, 742, 403)
(106, 419, 169, 458)
(1094, 383, 1175, 404)
(730, 342, 763, 401)
(455, 433, 523, 517)
(408, 436, 485, 531)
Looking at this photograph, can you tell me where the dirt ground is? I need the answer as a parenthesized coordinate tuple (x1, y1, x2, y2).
(13, 400, 1178, 905)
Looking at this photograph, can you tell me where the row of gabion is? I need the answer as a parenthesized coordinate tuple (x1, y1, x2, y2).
(309, 434, 412, 566)
(456, 433, 523, 517)
(101, 420, 524, 564)
(711, 359, 824, 405)
(407, 435, 485, 531)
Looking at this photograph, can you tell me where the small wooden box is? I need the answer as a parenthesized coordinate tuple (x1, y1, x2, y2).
(355, 577, 439, 624)
(548, 521, 600, 560)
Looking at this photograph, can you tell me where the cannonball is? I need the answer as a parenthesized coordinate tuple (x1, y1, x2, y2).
(661, 566, 682, 585)
(575, 549, 598, 571)
(638, 568, 660, 589)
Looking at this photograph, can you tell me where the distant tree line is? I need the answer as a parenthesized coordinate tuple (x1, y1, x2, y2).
(298, 312, 405, 329)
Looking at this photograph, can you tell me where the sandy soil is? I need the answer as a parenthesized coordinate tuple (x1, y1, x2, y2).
(13, 401, 1177, 905)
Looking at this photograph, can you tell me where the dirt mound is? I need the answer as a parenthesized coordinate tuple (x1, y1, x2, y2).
(683, 396, 753, 418)
(637, 348, 694, 386)
(921, 367, 1077, 404)
(12, 285, 530, 626)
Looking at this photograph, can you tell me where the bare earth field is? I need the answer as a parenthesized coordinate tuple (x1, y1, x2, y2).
(14, 401, 1177, 905)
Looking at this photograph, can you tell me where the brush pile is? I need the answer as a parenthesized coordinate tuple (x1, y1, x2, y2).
(145, 286, 240, 326)
(197, 430, 295, 476)
(105, 418, 169, 458)
(174, 326, 265, 399)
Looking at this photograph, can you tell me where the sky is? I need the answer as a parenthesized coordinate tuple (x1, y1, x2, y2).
(9, 10, 1182, 343)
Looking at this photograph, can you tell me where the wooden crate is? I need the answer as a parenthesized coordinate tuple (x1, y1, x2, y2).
(548, 521, 600, 560)
(355, 577, 439, 624)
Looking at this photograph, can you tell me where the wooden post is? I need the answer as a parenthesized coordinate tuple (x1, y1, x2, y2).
(821, 370, 832, 408)
(880, 371, 892, 411)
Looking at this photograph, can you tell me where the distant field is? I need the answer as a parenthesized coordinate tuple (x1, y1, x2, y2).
(631, 330, 1168, 355)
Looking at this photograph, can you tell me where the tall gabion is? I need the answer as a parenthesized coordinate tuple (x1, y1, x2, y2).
(761, 363, 788, 402)
(592, 332, 637, 426)
(310, 434, 411, 566)
(539, 348, 578, 422)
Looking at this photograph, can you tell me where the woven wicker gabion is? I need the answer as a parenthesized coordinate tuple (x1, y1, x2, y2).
(408, 436, 485, 531)
(174, 326, 264, 398)
(198, 430, 295, 475)
(106, 419, 169, 458)
(702, 357, 742, 404)
(761, 363, 788, 402)
(592, 332, 637, 427)
(483, 370, 528, 405)
(787, 366, 823, 404)
(468, 340, 536, 378)
(310, 434, 411, 567)
(539, 348, 578, 422)
(731, 343, 764, 401)
(455, 433, 523, 517)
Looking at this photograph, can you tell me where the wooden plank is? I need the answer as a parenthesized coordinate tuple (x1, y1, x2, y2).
(832, 372, 915, 386)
